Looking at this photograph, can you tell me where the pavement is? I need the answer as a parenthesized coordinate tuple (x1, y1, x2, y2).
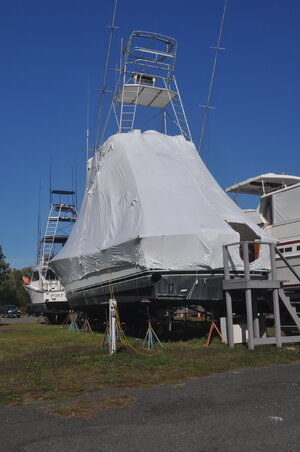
(0, 316, 37, 325)
(0, 361, 299, 452)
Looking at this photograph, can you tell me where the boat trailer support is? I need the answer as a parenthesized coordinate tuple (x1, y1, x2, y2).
(109, 299, 117, 355)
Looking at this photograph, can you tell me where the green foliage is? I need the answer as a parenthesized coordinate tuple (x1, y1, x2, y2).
(0, 245, 10, 280)
(0, 246, 11, 304)
(0, 246, 32, 307)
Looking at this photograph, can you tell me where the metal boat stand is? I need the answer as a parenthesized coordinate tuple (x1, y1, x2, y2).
(68, 311, 79, 332)
(80, 315, 93, 334)
(205, 312, 226, 346)
(143, 307, 163, 349)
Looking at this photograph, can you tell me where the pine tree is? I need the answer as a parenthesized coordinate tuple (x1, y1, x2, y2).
(0, 245, 10, 281)
(0, 247, 32, 306)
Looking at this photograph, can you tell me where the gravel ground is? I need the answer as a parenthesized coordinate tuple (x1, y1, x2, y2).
(0, 362, 299, 451)
(0, 316, 38, 325)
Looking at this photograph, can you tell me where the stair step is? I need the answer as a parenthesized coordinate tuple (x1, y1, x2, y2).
(281, 324, 299, 328)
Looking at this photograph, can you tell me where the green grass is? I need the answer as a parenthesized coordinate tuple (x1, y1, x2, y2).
(0, 323, 299, 406)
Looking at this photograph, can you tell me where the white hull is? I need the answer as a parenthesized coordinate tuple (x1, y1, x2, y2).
(24, 284, 67, 305)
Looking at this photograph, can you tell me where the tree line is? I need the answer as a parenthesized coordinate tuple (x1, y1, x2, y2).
(0, 246, 32, 307)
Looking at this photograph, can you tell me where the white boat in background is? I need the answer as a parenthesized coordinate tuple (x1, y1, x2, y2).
(23, 190, 77, 315)
(227, 173, 300, 291)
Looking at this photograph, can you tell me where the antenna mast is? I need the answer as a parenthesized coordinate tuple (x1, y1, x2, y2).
(198, 0, 228, 154)
(49, 160, 52, 205)
(95, 0, 119, 148)
(36, 180, 41, 265)
(86, 75, 90, 165)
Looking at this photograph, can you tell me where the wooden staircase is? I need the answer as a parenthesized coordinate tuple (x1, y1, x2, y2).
(223, 241, 300, 349)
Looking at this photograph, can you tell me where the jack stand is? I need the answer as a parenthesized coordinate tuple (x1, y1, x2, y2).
(68, 311, 79, 332)
(44, 316, 52, 326)
(62, 313, 70, 327)
(168, 309, 173, 332)
(143, 307, 163, 349)
(205, 315, 226, 346)
(100, 309, 109, 346)
(143, 320, 163, 349)
(81, 316, 93, 334)
(109, 299, 117, 355)
(101, 321, 109, 347)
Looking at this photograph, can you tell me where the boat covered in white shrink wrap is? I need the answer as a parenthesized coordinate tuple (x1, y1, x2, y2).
(50, 130, 274, 307)
(49, 30, 275, 310)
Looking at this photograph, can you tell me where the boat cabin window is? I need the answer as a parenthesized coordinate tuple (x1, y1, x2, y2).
(278, 246, 294, 254)
(32, 271, 39, 281)
(228, 222, 260, 262)
(297, 245, 300, 251)
(45, 269, 56, 281)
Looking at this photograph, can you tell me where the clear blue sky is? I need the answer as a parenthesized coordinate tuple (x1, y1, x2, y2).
(1, 0, 300, 269)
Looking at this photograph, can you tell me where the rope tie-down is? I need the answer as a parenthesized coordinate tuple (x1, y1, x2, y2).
(103, 269, 163, 355)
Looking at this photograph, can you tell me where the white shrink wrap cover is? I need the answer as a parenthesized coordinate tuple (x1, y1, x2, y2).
(50, 130, 274, 285)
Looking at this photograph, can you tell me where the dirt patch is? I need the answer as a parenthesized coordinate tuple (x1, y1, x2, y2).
(45, 395, 135, 419)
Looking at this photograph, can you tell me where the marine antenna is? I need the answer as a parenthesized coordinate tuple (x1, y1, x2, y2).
(198, 0, 228, 154)
(49, 159, 53, 205)
(86, 74, 90, 165)
(36, 179, 42, 265)
(95, 0, 119, 148)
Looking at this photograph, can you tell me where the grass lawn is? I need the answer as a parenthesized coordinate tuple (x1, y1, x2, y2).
(0, 323, 299, 406)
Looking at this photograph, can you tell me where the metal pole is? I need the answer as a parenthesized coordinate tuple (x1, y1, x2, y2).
(222, 245, 230, 279)
(95, 0, 119, 147)
(242, 242, 250, 280)
(273, 289, 282, 348)
(270, 243, 282, 347)
(225, 292, 234, 348)
(252, 295, 260, 339)
(109, 299, 117, 355)
(223, 245, 234, 348)
(242, 242, 254, 349)
(198, 0, 228, 153)
(245, 290, 254, 350)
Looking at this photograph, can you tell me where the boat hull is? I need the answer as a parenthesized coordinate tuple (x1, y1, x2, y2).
(65, 266, 227, 310)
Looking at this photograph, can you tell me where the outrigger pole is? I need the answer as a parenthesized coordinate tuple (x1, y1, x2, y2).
(198, 0, 228, 154)
(86, 74, 90, 166)
(95, 0, 119, 149)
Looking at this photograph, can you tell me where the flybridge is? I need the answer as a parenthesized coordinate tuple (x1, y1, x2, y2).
(226, 173, 300, 196)
(39, 190, 77, 270)
(101, 31, 192, 143)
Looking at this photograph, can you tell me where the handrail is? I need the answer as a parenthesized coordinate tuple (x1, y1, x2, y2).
(224, 240, 300, 285)
(223, 241, 275, 281)
(224, 240, 274, 248)
(275, 248, 300, 284)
